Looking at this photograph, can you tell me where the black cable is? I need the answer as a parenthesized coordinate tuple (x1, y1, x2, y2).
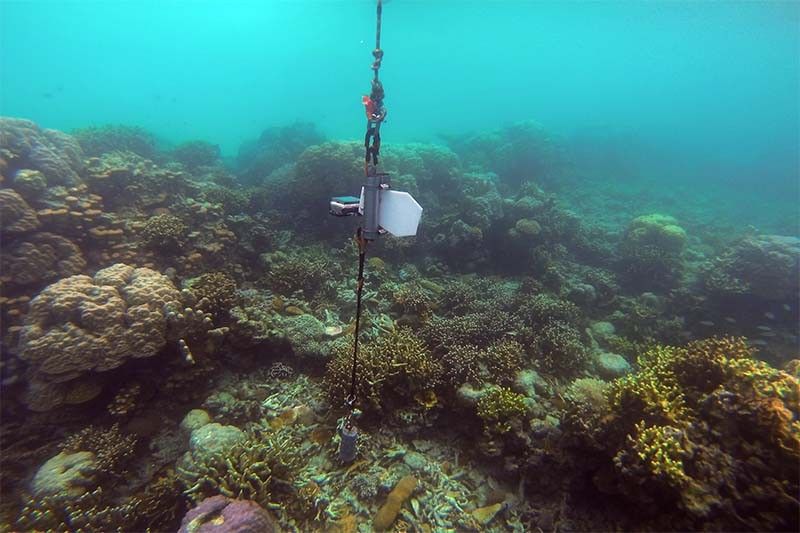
(348, 231, 367, 405)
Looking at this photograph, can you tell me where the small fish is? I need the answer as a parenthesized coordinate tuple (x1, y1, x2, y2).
(759, 331, 776, 337)
(747, 339, 768, 346)
(724, 317, 737, 324)
(756, 325, 772, 331)
(783, 304, 792, 312)
(699, 320, 715, 327)
(764, 312, 776, 320)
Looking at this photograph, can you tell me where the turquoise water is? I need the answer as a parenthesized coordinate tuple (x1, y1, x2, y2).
(2, 1, 797, 169)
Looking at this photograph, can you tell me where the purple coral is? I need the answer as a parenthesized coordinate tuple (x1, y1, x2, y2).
(178, 495, 279, 533)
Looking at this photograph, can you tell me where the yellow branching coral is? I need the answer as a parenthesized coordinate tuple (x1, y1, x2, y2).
(628, 421, 688, 484)
(597, 336, 800, 529)
(476, 387, 527, 434)
(608, 345, 687, 426)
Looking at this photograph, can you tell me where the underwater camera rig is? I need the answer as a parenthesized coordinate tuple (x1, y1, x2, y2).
(329, 172, 422, 241)
(329, 0, 422, 464)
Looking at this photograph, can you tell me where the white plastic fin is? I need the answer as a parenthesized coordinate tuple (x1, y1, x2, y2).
(378, 190, 422, 237)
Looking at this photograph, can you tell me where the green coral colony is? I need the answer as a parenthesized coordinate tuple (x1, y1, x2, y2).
(1, 12, 799, 533)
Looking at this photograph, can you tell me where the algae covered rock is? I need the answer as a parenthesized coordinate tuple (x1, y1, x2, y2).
(31, 451, 98, 498)
(593, 350, 631, 380)
(189, 423, 246, 460)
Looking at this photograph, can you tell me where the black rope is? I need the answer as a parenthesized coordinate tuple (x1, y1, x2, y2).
(347, 230, 367, 406)
(376, 0, 382, 54)
(348, 0, 384, 411)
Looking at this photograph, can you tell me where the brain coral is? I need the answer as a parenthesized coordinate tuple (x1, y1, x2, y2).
(0, 117, 85, 185)
(0, 188, 40, 234)
(1, 232, 86, 287)
(18, 264, 182, 406)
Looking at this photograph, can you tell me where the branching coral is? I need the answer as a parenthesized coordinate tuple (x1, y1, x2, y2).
(580, 337, 800, 530)
(187, 271, 237, 317)
(531, 320, 590, 377)
(482, 338, 524, 385)
(61, 423, 137, 481)
(619, 422, 689, 485)
(516, 293, 581, 328)
(178, 428, 301, 508)
(324, 327, 442, 414)
(440, 343, 483, 388)
(422, 311, 514, 350)
(476, 387, 527, 434)
(140, 213, 188, 249)
(263, 249, 334, 298)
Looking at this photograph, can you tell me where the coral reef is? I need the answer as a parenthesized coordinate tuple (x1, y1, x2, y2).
(72, 124, 159, 159)
(1, 116, 796, 533)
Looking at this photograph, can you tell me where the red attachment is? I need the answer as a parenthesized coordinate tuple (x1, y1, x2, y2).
(362, 95, 376, 119)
